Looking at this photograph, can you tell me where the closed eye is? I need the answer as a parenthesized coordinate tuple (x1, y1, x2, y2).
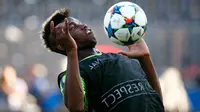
(69, 22, 78, 31)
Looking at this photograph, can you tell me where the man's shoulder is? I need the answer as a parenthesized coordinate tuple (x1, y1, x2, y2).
(79, 53, 139, 71)
(79, 53, 123, 64)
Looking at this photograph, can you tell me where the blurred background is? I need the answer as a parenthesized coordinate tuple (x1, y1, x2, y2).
(0, 0, 200, 112)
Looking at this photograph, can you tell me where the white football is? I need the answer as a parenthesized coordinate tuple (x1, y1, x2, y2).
(104, 1, 147, 45)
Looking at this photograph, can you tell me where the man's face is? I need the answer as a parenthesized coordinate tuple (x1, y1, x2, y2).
(67, 17, 97, 49)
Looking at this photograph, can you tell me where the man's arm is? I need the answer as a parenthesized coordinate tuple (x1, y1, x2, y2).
(138, 55, 162, 99)
(65, 50, 85, 111)
(51, 19, 84, 111)
(119, 39, 162, 99)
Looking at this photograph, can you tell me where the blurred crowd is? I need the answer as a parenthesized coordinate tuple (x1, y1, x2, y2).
(0, 65, 64, 112)
(0, 0, 200, 112)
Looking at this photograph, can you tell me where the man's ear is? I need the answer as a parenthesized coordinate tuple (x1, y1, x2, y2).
(57, 45, 64, 50)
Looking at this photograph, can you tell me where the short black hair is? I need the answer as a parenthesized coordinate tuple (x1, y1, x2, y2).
(40, 8, 71, 55)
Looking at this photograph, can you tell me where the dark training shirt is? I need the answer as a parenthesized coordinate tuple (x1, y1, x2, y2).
(58, 53, 164, 112)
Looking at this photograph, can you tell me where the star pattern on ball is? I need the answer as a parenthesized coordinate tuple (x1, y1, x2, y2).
(105, 24, 113, 38)
(123, 19, 136, 33)
(108, 9, 114, 14)
(112, 5, 121, 15)
(125, 18, 133, 24)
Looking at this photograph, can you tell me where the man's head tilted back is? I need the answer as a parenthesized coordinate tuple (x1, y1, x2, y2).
(41, 8, 97, 56)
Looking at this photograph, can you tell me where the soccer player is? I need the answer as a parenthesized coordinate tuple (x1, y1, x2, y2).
(41, 8, 164, 112)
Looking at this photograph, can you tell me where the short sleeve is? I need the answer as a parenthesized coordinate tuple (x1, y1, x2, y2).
(57, 71, 88, 111)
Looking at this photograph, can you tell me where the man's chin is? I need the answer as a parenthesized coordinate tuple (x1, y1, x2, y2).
(88, 40, 97, 49)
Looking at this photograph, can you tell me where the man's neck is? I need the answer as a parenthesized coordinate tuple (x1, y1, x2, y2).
(77, 48, 99, 61)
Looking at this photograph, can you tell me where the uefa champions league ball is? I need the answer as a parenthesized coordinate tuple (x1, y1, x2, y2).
(104, 1, 147, 45)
